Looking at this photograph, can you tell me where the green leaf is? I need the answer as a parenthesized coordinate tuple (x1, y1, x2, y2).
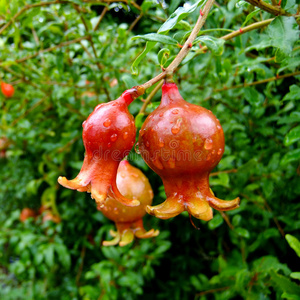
(132, 33, 178, 45)
(281, 149, 300, 166)
(281, 292, 300, 300)
(194, 36, 225, 55)
(0, 0, 8, 14)
(270, 270, 300, 295)
(235, 227, 250, 238)
(284, 126, 300, 146)
(131, 41, 156, 75)
(244, 87, 264, 107)
(283, 85, 300, 101)
(290, 272, 300, 280)
(158, 0, 206, 34)
(267, 16, 299, 59)
(208, 214, 224, 230)
(141, 0, 153, 13)
(242, 8, 261, 27)
(157, 48, 170, 66)
(121, 74, 138, 89)
(135, 113, 145, 129)
(285, 234, 300, 257)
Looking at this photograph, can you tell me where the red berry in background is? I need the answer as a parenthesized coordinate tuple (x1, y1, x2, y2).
(42, 212, 61, 224)
(20, 208, 36, 222)
(58, 87, 144, 207)
(97, 160, 159, 247)
(138, 82, 240, 221)
(1, 82, 14, 98)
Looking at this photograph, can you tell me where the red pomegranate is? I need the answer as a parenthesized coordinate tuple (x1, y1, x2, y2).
(1, 82, 14, 98)
(58, 87, 144, 207)
(138, 82, 240, 220)
(97, 160, 159, 246)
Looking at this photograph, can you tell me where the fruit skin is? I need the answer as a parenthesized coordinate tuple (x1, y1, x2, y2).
(138, 82, 240, 220)
(97, 160, 159, 247)
(1, 82, 14, 98)
(20, 208, 36, 222)
(58, 88, 144, 207)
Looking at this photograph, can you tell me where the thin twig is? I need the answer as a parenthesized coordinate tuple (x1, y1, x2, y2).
(129, 13, 144, 32)
(210, 169, 238, 177)
(245, 0, 291, 16)
(220, 212, 234, 230)
(207, 71, 300, 98)
(0, 0, 59, 35)
(10, 36, 89, 64)
(195, 286, 230, 297)
(93, 6, 108, 31)
(139, 80, 163, 114)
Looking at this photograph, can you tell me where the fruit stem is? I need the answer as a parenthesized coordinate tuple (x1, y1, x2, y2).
(139, 0, 215, 91)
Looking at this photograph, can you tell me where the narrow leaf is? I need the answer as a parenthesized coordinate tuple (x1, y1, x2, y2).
(286, 234, 300, 257)
(131, 41, 155, 75)
(158, 0, 206, 34)
(284, 126, 300, 146)
(132, 33, 178, 45)
(194, 35, 225, 55)
(280, 149, 300, 166)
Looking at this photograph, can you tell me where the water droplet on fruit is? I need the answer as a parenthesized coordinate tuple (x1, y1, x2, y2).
(159, 112, 163, 117)
(82, 120, 86, 127)
(110, 134, 118, 142)
(139, 129, 145, 136)
(212, 150, 216, 155)
(171, 118, 182, 135)
(98, 204, 104, 209)
(206, 153, 212, 161)
(123, 132, 129, 139)
(167, 158, 176, 168)
(172, 109, 179, 114)
(103, 118, 111, 127)
(107, 142, 112, 148)
(217, 125, 222, 130)
(95, 104, 102, 111)
(158, 138, 164, 147)
(145, 141, 150, 148)
(218, 148, 223, 155)
(204, 138, 213, 150)
(134, 142, 140, 154)
(152, 158, 163, 170)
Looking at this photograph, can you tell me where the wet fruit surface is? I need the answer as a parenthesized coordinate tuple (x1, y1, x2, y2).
(58, 90, 141, 207)
(138, 82, 240, 220)
(97, 160, 159, 246)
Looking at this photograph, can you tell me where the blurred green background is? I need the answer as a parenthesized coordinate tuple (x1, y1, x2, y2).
(0, 0, 300, 299)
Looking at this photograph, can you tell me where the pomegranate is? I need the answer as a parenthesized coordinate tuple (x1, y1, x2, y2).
(138, 82, 240, 220)
(58, 87, 144, 207)
(20, 208, 36, 222)
(98, 160, 159, 247)
(1, 82, 14, 98)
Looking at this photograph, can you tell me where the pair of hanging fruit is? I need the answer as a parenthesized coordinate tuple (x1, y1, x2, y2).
(58, 81, 239, 246)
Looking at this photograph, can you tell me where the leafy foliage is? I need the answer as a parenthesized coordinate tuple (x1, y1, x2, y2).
(0, 0, 299, 299)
